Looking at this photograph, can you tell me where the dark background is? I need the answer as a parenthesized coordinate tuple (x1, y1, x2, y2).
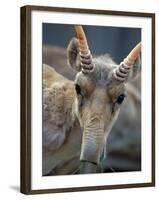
(42, 23, 141, 63)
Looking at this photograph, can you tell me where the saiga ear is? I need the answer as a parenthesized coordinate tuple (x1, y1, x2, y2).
(113, 42, 141, 82)
(67, 25, 94, 74)
(67, 37, 82, 72)
(127, 54, 141, 81)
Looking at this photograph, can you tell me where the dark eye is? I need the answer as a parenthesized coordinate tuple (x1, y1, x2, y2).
(116, 94, 125, 104)
(75, 84, 81, 95)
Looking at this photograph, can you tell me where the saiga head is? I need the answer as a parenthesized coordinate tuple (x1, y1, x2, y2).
(67, 25, 141, 173)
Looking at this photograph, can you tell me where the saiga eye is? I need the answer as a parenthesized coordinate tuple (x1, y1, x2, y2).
(116, 94, 125, 104)
(75, 84, 81, 95)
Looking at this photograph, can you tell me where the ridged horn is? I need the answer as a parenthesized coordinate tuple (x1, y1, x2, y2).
(113, 42, 141, 82)
(74, 25, 94, 74)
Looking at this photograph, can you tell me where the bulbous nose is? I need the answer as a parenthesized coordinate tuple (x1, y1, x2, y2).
(79, 88, 107, 173)
(80, 117, 105, 174)
(80, 126, 105, 160)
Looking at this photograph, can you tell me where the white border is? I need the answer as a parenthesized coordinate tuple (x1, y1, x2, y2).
(31, 10, 152, 190)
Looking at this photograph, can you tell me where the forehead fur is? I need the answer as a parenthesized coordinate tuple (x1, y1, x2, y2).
(76, 54, 117, 87)
(93, 55, 116, 85)
(75, 54, 126, 99)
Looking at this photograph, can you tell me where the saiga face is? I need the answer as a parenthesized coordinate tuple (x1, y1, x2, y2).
(67, 26, 141, 173)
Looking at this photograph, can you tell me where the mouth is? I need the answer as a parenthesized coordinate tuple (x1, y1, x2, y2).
(80, 160, 98, 174)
